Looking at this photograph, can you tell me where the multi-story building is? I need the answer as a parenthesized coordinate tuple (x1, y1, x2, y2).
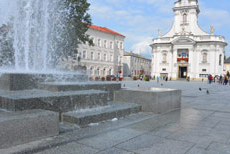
(224, 57, 230, 74)
(150, 0, 227, 80)
(63, 24, 125, 77)
(123, 51, 151, 77)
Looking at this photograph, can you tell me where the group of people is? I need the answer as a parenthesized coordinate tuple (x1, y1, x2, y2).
(207, 71, 230, 85)
(219, 72, 230, 85)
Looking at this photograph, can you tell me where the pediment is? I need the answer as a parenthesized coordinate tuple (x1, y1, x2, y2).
(172, 37, 196, 45)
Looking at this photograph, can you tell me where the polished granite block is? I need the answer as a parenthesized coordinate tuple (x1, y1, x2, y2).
(0, 73, 88, 91)
(114, 87, 181, 114)
(0, 89, 108, 113)
(63, 102, 142, 125)
(39, 81, 121, 101)
(0, 110, 59, 149)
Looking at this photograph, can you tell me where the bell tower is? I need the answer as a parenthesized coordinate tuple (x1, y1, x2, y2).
(164, 0, 208, 37)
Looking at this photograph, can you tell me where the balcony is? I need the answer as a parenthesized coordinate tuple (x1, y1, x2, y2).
(177, 57, 188, 62)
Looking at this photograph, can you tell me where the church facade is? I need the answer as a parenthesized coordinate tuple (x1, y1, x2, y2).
(150, 0, 227, 80)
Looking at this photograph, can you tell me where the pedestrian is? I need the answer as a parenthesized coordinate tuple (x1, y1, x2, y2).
(157, 76, 160, 83)
(224, 75, 229, 85)
(219, 75, 223, 84)
(208, 75, 213, 84)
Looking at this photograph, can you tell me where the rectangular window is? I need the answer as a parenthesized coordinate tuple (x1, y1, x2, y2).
(110, 55, 113, 62)
(83, 51, 86, 59)
(110, 42, 113, 49)
(98, 53, 101, 60)
(202, 69, 207, 72)
(104, 40, 107, 48)
(120, 42, 123, 49)
(104, 54, 107, 61)
(91, 52, 94, 60)
(162, 68, 166, 71)
(98, 39, 101, 47)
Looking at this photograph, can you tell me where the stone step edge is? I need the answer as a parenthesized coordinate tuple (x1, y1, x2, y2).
(62, 103, 142, 126)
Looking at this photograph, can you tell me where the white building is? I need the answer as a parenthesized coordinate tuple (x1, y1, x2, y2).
(75, 25, 125, 77)
(150, 0, 227, 80)
(123, 52, 151, 77)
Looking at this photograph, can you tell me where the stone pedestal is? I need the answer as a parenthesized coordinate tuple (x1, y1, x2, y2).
(114, 87, 181, 114)
(0, 110, 59, 149)
(0, 73, 88, 91)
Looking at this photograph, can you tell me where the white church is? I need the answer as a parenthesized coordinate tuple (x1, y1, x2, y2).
(150, 0, 227, 80)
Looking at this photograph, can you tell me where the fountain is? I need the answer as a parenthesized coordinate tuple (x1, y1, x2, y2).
(0, 0, 180, 151)
(0, 0, 142, 149)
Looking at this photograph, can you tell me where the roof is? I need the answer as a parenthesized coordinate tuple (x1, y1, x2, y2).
(90, 25, 125, 37)
(124, 51, 151, 61)
(225, 57, 230, 64)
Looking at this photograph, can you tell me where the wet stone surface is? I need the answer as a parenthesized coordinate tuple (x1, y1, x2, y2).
(1, 81, 230, 154)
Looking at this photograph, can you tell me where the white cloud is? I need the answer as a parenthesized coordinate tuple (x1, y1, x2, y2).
(130, 37, 152, 55)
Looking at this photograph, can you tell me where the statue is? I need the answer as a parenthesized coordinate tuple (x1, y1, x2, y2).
(158, 29, 161, 38)
(181, 25, 185, 35)
(210, 26, 214, 35)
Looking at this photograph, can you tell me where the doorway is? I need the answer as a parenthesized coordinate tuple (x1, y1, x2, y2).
(178, 66, 187, 79)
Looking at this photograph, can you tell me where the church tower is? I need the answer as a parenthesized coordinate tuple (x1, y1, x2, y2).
(164, 0, 208, 37)
(150, 0, 227, 80)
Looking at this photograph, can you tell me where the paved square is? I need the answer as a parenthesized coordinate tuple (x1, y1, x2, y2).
(2, 81, 230, 154)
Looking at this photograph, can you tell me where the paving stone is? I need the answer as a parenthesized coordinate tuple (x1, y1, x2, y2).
(36, 142, 99, 154)
(78, 128, 143, 150)
(186, 146, 228, 154)
(96, 147, 134, 154)
(208, 142, 230, 154)
(116, 134, 194, 154)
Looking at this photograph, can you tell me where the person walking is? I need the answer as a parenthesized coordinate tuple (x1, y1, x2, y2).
(157, 76, 160, 83)
(225, 75, 229, 85)
(219, 75, 223, 84)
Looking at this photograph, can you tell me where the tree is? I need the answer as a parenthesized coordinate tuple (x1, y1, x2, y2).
(62, 0, 93, 57)
(0, 21, 15, 67)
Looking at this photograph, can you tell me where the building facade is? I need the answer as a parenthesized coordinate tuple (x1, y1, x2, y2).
(224, 57, 230, 74)
(64, 25, 125, 78)
(123, 52, 151, 77)
(150, 0, 227, 80)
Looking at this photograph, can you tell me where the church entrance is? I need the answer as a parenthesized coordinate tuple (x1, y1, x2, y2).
(178, 66, 187, 79)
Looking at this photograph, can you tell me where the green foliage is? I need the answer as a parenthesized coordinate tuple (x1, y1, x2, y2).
(0, 19, 15, 67)
(62, 0, 93, 57)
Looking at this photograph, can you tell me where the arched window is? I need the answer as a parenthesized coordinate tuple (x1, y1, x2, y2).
(90, 67, 94, 76)
(219, 54, 222, 65)
(202, 53, 207, 63)
(109, 69, 112, 75)
(183, 13, 187, 24)
(103, 68, 106, 76)
(96, 68, 100, 76)
(162, 53, 167, 63)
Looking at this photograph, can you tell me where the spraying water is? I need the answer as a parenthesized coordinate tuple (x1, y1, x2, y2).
(0, 0, 66, 73)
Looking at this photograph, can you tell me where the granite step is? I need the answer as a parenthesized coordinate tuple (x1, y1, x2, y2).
(39, 82, 121, 101)
(0, 89, 109, 113)
(0, 109, 59, 149)
(62, 102, 142, 126)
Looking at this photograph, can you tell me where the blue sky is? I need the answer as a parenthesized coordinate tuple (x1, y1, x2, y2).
(88, 0, 230, 58)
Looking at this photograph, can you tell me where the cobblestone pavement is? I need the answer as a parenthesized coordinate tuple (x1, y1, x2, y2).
(1, 81, 230, 154)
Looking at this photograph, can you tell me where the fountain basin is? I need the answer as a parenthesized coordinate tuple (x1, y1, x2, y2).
(114, 87, 181, 114)
(0, 73, 88, 91)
